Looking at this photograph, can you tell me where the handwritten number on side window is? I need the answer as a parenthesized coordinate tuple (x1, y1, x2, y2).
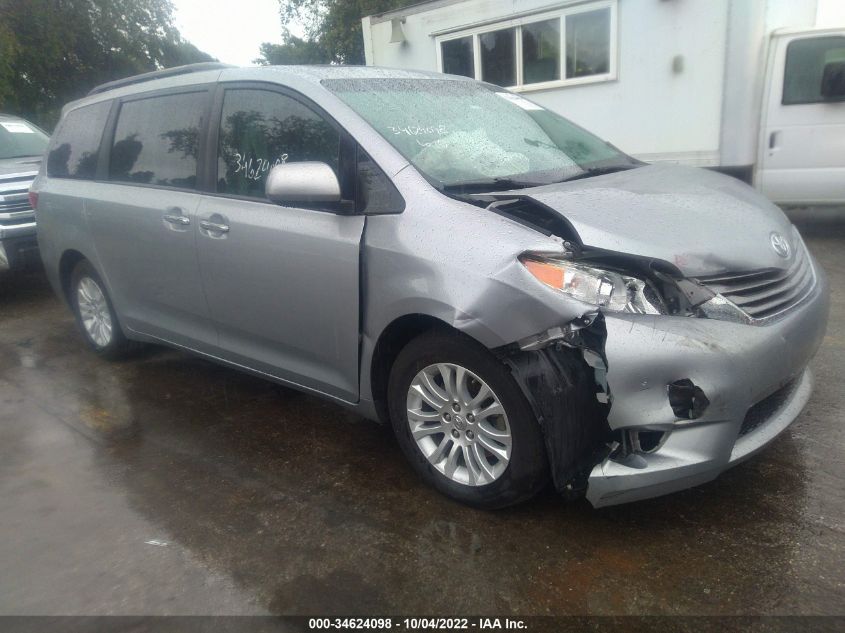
(233, 152, 290, 182)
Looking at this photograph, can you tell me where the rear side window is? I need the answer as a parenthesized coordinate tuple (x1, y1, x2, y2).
(783, 36, 845, 105)
(109, 91, 207, 189)
(216, 89, 340, 198)
(46, 101, 111, 179)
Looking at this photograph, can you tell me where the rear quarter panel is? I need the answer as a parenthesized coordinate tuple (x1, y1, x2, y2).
(33, 176, 101, 304)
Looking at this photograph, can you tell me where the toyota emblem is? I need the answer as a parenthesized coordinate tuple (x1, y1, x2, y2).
(770, 232, 791, 258)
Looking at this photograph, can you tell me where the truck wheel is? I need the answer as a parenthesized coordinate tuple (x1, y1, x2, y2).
(388, 330, 548, 509)
(70, 260, 135, 359)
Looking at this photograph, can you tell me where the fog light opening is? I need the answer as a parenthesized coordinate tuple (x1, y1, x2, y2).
(628, 429, 666, 453)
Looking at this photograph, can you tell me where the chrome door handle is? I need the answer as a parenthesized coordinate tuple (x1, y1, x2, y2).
(199, 219, 230, 233)
(163, 213, 191, 226)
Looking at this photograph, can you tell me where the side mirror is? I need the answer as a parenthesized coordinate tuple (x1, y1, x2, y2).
(265, 162, 341, 205)
(821, 60, 845, 100)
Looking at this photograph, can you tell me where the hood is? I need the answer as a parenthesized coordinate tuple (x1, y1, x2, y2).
(519, 164, 795, 277)
(0, 155, 41, 178)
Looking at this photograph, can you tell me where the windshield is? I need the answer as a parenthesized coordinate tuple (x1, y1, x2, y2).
(322, 78, 638, 189)
(0, 119, 49, 160)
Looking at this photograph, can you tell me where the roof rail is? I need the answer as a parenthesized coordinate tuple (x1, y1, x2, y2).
(87, 62, 234, 96)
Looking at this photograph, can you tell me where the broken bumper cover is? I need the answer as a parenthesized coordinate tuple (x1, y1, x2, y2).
(587, 264, 829, 508)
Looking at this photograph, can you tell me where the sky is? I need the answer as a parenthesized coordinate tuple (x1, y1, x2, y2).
(172, 0, 302, 66)
(173, 0, 845, 67)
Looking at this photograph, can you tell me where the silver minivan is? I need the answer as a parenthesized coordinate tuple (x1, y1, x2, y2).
(32, 63, 829, 508)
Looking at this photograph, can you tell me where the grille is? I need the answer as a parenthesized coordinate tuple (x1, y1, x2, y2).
(0, 173, 36, 226)
(739, 378, 799, 437)
(695, 244, 815, 321)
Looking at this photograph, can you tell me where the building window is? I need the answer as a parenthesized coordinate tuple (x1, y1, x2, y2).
(480, 28, 516, 87)
(523, 19, 561, 84)
(436, 0, 617, 91)
(566, 8, 610, 78)
(441, 36, 474, 78)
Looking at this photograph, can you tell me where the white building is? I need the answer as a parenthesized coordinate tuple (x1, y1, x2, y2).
(362, 0, 845, 203)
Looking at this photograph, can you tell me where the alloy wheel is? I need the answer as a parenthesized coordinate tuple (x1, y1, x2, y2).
(76, 276, 113, 348)
(406, 363, 512, 486)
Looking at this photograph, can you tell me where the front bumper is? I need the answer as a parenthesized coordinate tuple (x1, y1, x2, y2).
(586, 259, 829, 507)
(0, 222, 39, 272)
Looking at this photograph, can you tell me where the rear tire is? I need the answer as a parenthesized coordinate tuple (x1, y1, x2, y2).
(388, 330, 548, 509)
(70, 260, 136, 359)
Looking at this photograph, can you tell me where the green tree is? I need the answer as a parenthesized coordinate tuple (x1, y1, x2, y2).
(258, 0, 413, 66)
(0, 0, 213, 129)
(257, 34, 327, 66)
(0, 19, 18, 108)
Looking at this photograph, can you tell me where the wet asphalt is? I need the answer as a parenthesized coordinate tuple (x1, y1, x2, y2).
(0, 220, 843, 617)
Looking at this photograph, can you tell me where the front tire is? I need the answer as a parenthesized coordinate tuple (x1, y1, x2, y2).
(70, 260, 135, 359)
(388, 330, 548, 509)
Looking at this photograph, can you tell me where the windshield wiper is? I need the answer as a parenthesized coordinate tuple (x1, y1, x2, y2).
(559, 164, 639, 183)
(442, 177, 546, 192)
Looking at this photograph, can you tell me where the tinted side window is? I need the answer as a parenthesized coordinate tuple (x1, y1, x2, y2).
(109, 91, 206, 189)
(357, 149, 404, 214)
(783, 36, 845, 105)
(46, 101, 111, 179)
(217, 89, 340, 198)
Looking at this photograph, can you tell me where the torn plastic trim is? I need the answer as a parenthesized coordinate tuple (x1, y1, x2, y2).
(496, 313, 612, 495)
(468, 194, 584, 247)
(516, 312, 611, 405)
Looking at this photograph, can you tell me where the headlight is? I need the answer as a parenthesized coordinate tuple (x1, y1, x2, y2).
(520, 256, 664, 314)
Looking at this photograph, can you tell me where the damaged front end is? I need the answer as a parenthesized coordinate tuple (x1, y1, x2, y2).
(489, 231, 828, 508)
(413, 182, 829, 508)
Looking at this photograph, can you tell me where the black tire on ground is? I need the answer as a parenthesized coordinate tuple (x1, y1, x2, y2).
(69, 260, 136, 359)
(388, 329, 549, 509)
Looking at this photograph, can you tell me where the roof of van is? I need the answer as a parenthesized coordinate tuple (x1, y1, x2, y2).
(68, 63, 471, 116)
(87, 63, 462, 97)
(262, 65, 462, 81)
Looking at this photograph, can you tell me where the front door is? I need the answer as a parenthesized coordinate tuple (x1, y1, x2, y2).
(759, 32, 845, 204)
(86, 89, 217, 350)
(196, 86, 364, 402)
